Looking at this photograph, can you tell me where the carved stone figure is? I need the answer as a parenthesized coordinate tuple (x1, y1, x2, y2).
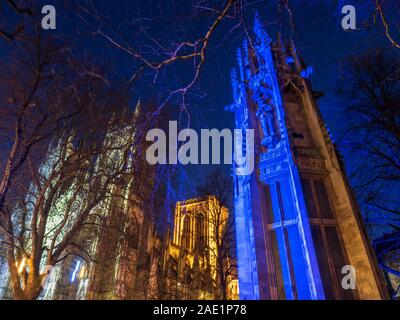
(254, 82, 278, 148)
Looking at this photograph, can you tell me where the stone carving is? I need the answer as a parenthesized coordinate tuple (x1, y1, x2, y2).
(254, 81, 278, 148)
(296, 158, 327, 173)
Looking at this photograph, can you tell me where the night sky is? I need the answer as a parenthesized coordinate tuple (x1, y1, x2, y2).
(2, 0, 398, 236)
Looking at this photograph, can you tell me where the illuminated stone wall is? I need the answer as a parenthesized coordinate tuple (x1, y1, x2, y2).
(228, 14, 387, 300)
(0, 245, 10, 299)
(3, 114, 162, 300)
(165, 196, 235, 299)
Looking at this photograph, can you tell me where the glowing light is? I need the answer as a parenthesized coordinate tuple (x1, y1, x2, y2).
(286, 57, 295, 64)
(300, 66, 314, 79)
(71, 260, 81, 283)
(17, 258, 26, 274)
(79, 265, 86, 279)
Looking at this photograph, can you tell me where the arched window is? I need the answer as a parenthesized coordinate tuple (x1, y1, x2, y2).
(128, 218, 139, 249)
(196, 213, 205, 246)
(182, 215, 191, 250)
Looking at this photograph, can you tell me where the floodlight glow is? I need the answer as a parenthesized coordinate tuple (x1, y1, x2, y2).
(71, 260, 81, 283)
(17, 258, 26, 274)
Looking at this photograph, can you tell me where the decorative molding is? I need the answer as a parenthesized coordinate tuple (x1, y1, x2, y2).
(294, 146, 324, 159)
(267, 218, 298, 230)
(296, 157, 327, 173)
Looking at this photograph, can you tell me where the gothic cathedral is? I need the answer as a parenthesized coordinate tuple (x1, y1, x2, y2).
(228, 15, 387, 300)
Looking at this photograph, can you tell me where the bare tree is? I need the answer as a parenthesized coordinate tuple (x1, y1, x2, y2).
(0, 25, 143, 298)
(341, 49, 400, 296)
(337, 48, 400, 233)
(0, 28, 102, 217)
(0, 0, 34, 42)
(197, 169, 236, 300)
(0, 100, 159, 300)
(374, 0, 400, 49)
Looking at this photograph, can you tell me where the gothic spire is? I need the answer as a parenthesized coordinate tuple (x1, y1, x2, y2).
(253, 12, 271, 47)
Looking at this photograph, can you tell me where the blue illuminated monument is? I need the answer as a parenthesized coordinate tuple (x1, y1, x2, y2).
(227, 15, 387, 300)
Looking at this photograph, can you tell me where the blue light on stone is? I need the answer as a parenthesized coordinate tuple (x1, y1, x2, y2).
(286, 57, 295, 64)
(228, 13, 325, 300)
(301, 66, 314, 79)
(71, 260, 81, 283)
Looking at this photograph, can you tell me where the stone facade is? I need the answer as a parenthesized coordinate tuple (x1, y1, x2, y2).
(163, 196, 239, 300)
(227, 14, 388, 300)
(0, 109, 163, 300)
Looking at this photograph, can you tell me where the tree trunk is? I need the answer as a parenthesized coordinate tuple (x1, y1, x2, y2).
(7, 246, 43, 300)
(217, 257, 227, 300)
(10, 274, 43, 300)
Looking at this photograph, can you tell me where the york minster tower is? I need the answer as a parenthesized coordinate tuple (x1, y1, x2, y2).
(227, 15, 388, 300)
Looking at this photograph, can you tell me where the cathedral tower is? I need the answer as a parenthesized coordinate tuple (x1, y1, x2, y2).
(166, 196, 238, 300)
(227, 15, 387, 300)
